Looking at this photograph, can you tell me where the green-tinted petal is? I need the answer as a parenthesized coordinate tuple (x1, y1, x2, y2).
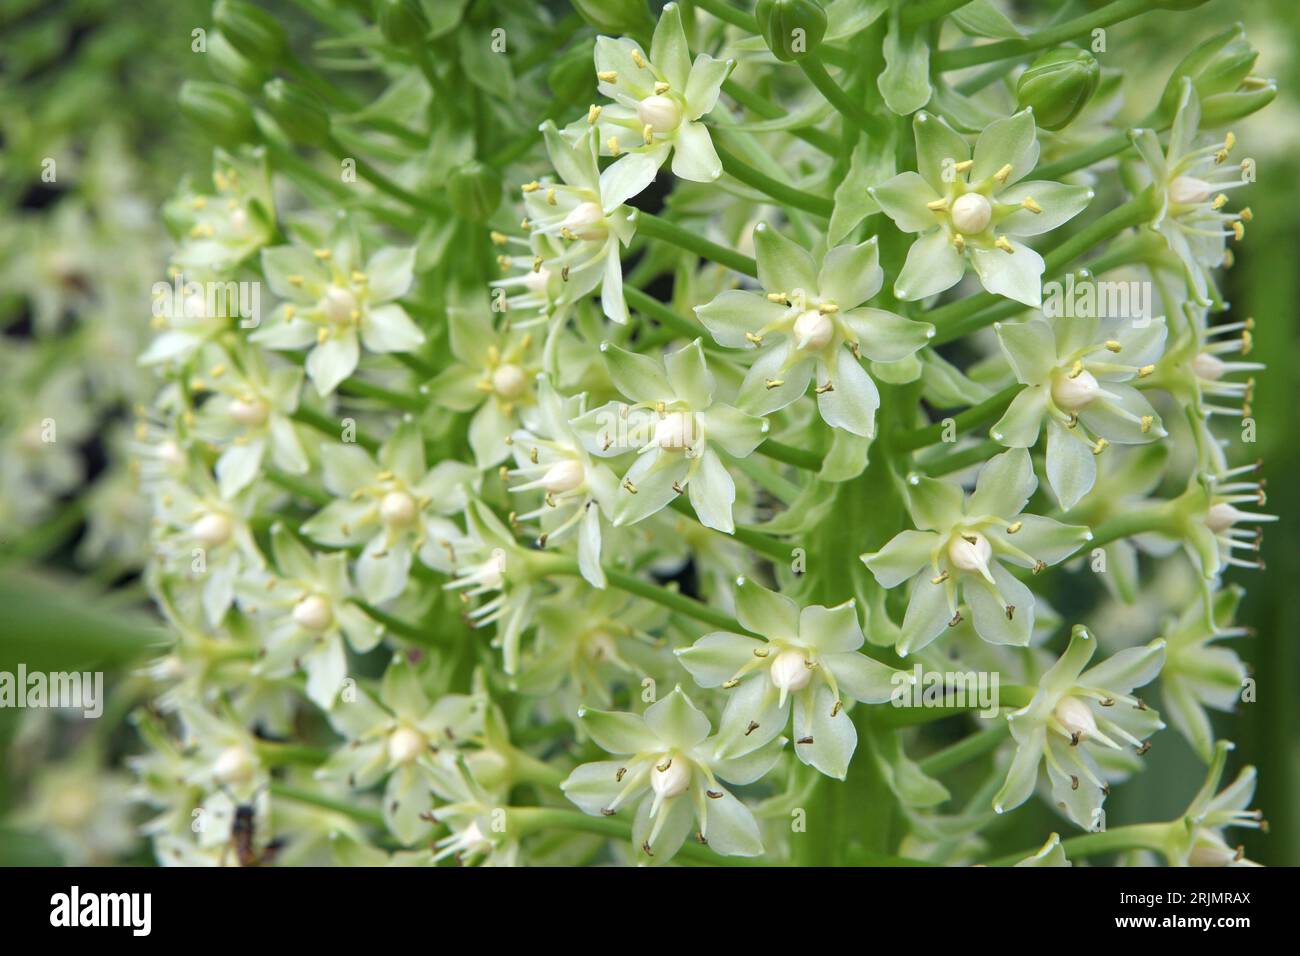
(753, 222, 819, 297)
(817, 237, 882, 309)
(798, 600, 863, 653)
(970, 239, 1044, 307)
(998, 181, 1093, 237)
(895, 229, 966, 301)
(664, 338, 714, 408)
(862, 529, 942, 588)
(972, 109, 1038, 187)
(1045, 417, 1096, 510)
(644, 685, 712, 749)
(602, 341, 672, 403)
(843, 307, 934, 363)
(676, 631, 767, 688)
(914, 111, 970, 192)
(579, 707, 661, 754)
(968, 447, 1036, 518)
(734, 576, 800, 638)
(695, 289, 785, 349)
(990, 386, 1047, 447)
(870, 171, 941, 233)
(905, 473, 965, 531)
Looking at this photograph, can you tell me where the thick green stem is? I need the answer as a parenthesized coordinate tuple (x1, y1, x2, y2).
(935, 0, 1155, 71)
(984, 822, 1173, 866)
(714, 140, 834, 217)
(635, 210, 758, 278)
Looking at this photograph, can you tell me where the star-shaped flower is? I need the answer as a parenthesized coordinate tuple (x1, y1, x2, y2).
(561, 686, 782, 863)
(993, 625, 1165, 830)
(862, 448, 1090, 654)
(695, 225, 933, 437)
(872, 110, 1092, 307)
(991, 310, 1168, 509)
(571, 339, 767, 534)
(583, 3, 732, 184)
(676, 578, 903, 779)
(253, 231, 423, 395)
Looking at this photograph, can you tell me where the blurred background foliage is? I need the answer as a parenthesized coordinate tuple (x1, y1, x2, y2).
(0, 0, 1295, 865)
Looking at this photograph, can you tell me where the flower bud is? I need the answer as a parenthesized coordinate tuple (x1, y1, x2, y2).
(213, 744, 256, 785)
(1156, 25, 1261, 125)
(448, 160, 502, 223)
(756, 0, 827, 63)
(547, 38, 596, 105)
(376, 0, 428, 48)
(213, 0, 287, 68)
(263, 79, 332, 147)
(568, 0, 654, 39)
(1199, 84, 1276, 127)
(1016, 48, 1100, 132)
(179, 81, 256, 144)
(192, 512, 233, 547)
(207, 31, 267, 92)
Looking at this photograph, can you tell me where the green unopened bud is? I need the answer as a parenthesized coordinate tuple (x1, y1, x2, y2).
(1200, 83, 1277, 126)
(1156, 25, 1261, 124)
(207, 31, 267, 92)
(1016, 48, 1100, 131)
(179, 81, 255, 143)
(548, 38, 597, 105)
(263, 79, 332, 147)
(448, 161, 502, 223)
(213, 0, 287, 67)
(376, 0, 428, 48)
(755, 0, 827, 63)
(569, 0, 653, 39)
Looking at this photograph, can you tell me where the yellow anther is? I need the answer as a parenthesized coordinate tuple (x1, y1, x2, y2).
(994, 235, 1015, 253)
(317, 327, 329, 344)
(931, 570, 949, 584)
(1140, 415, 1154, 434)
(560, 227, 578, 241)
(1020, 196, 1042, 214)
(1104, 339, 1121, 352)
(631, 50, 645, 68)
(287, 274, 304, 287)
(1211, 194, 1228, 210)
(953, 159, 973, 173)
(1241, 330, 1253, 355)
(520, 217, 531, 230)
(994, 164, 1013, 184)
(1138, 364, 1155, 377)
(642, 124, 654, 146)
(532, 255, 544, 273)
(1239, 206, 1253, 222)
(496, 255, 511, 272)
(952, 233, 966, 253)
(521, 180, 541, 193)
(622, 478, 637, 494)
(1092, 437, 1109, 455)
(1006, 521, 1023, 534)
(1223, 248, 1235, 268)
(587, 104, 601, 124)
(815, 381, 834, 394)
(1231, 221, 1244, 240)
(607, 136, 622, 156)
(654, 81, 670, 95)
(545, 187, 557, 206)
(926, 197, 949, 211)
(1068, 359, 1084, 378)
(209, 364, 227, 378)
(765, 378, 785, 389)
(490, 231, 509, 245)
(1224, 131, 1236, 151)
(597, 71, 617, 82)
(817, 302, 839, 314)
(766, 292, 788, 304)
(745, 332, 763, 346)
(313, 248, 331, 260)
